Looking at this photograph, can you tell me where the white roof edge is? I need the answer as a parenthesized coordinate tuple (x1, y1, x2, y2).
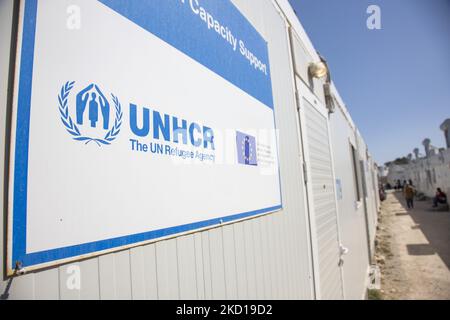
(329, 82, 356, 130)
(274, 2, 359, 131)
(274, 1, 372, 156)
(274, 0, 321, 62)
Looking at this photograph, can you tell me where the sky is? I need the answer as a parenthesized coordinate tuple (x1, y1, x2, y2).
(288, 0, 450, 165)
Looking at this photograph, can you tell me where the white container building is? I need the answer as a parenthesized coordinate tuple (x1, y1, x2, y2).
(0, 0, 380, 299)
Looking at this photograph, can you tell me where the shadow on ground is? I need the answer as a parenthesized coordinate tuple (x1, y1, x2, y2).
(393, 193, 450, 269)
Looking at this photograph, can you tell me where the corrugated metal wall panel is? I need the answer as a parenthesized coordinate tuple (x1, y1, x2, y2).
(98, 252, 134, 300)
(129, 247, 146, 300)
(303, 100, 343, 300)
(252, 220, 266, 299)
(193, 233, 205, 300)
(79, 259, 101, 299)
(243, 220, 257, 298)
(155, 240, 179, 300)
(263, 2, 315, 300)
(114, 251, 133, 299)
(176, 235, 198, 299)
(270, 214, 285, 299)
(201, 231, 213, 299)
(222, 225, 238, 299)
(229, 0, 316, 298)
(208, 228, 227, 299)
(142, 244, 158, 299)
(34, 269, 59, 300)
(233, 223, 248, 299)
(264, 217, 279, 298)
(59, 263, 80, 300)
(98, 254, 116, 299)
(6, 274, 35, 300)
(260, 219, 273, 298)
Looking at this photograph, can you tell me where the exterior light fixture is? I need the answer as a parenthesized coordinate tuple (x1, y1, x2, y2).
(308, 61, 328, 79)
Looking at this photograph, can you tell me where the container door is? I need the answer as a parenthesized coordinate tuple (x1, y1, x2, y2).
(296, 79, 344, 299)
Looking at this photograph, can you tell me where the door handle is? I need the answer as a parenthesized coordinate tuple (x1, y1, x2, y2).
(338, 244, 349, 267)
(340, 244, 349, 256)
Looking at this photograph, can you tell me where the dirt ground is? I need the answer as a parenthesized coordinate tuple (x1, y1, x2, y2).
(375, 190, 450, 299)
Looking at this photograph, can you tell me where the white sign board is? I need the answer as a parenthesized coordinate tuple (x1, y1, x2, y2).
(8, 0, 281, 273)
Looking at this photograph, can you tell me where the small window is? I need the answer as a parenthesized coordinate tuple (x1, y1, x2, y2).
(360, 160, 368, 198)
(350, 143, 362, 201)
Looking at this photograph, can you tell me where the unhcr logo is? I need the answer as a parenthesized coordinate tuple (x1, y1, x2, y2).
(58, 81, 123, 146)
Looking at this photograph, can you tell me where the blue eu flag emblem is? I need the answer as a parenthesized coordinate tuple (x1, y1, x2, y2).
(236, 131, 257, 166)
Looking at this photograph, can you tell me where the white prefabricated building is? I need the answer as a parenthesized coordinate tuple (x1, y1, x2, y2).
(0, 0, 380, 300)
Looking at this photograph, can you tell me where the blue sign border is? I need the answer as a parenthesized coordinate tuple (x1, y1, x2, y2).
(11, 0, 282, 270)
(99, 0, 275, 109)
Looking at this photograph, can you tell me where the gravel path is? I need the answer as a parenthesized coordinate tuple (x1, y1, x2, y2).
(375, 191, 450, 299)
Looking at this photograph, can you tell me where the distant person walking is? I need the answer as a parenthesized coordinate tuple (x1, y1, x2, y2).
(432, 188, 447, 208)
(404, 183, 415, 209)
(379, 184, 386, 202)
